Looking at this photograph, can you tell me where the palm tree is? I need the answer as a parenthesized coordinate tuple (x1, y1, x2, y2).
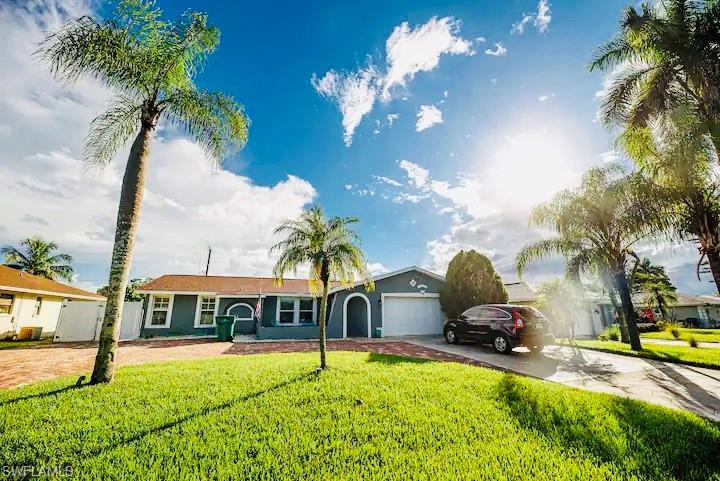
(270, 206, 374, 370)
(39, 0, 249, 384)
(621, 112, 720, 293)
(590, 0, 720, 154)
(536, 278, 583, 341)
(1, 237, 74, 281)
(629, 258, 678, 319)
(516, 165, 667, 350)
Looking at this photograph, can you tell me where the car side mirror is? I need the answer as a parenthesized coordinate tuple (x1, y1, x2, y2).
(459, 314, 468, 320)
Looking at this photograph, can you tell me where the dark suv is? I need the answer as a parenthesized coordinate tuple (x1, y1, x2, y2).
(443, 304, 554, 354)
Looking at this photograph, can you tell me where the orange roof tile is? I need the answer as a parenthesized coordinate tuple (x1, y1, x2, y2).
(0, 265, 104, 300)
(139, 275, 339, 296)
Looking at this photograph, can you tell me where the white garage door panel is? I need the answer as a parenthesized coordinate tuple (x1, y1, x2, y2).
(384, 296, 444, 336)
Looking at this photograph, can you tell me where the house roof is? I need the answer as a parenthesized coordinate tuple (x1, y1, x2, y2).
(633, 291, 720, 307)
(138, 274, 340, 296)
(505, 281, 538, 303)
(0, 265, 104, 300)
(328, 265, 445, 294)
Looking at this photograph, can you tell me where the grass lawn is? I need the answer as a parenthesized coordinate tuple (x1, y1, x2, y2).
(1, 352, 719, 480)
(642, 328, 720, 343)
(563, 339, 720, 369)
(0, 338, 52, 350)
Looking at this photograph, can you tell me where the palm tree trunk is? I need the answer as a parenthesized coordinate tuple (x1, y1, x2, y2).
(706, 251, 720, 295)
(607, 288, 629, 343)
(613, 268, 642, 351)
(318, 266, 330, 370)
(90, 123, 152, 384)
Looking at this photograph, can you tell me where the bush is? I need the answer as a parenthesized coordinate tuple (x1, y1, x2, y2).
(665, 322, 682, 339)
(688, 336, 699, 348)
(598, 324, 621, 341)
(439, 250, 508, 319)
(637, 322, 660, 333)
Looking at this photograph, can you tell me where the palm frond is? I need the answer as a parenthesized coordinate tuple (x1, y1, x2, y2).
(84, 95, 142, 166)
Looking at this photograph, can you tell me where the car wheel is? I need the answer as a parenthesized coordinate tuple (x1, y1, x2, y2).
(445, 329, 459, 344)
(529, 344, 544, 354)
(492, 333, 512, 354)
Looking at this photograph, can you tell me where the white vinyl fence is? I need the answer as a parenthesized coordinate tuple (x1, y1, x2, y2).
(54, 301, 143, 343)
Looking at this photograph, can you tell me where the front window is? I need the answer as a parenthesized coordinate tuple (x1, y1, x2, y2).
(197, 296, 217, 326)
(33, 297, 42, 316)
(150, 296, 171, 326)
(277, 297, 316, 325)
(0, 294, 14, 315)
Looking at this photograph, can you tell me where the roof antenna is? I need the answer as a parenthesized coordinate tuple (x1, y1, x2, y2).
(205, 246, 212, 276)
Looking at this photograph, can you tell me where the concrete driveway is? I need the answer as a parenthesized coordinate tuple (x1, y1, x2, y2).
(405, 336, 720, 421)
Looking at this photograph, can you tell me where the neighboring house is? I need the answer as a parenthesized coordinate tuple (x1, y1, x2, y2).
(0, 265, 105, 339)
(628, 292, 720, 327)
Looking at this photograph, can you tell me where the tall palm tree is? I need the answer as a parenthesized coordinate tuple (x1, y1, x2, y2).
(271, 206, 374, 370)
(621, 111, 720, 293)
(516, 165, 667, 350)
(629, 258, 678, 319)
(1, 236, 74, 282)
(39, 0, 249, 384)
(590, 0, 720, 154)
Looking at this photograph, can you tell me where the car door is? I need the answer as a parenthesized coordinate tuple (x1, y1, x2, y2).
(477, 307, 511, 339)
(460, 307, 483, 339)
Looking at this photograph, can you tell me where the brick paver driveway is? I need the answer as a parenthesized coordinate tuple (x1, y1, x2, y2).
(0, 338, 493, 389)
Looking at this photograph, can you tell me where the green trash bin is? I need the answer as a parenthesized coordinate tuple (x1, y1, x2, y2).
(215, 315, 235, 341)
(373, 327, 383, 339)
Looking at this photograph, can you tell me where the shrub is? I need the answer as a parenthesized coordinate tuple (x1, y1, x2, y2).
(688, 336, 699, 348)
(599, 324, 621, 341)
(439, 250, 508, 319)
(665, 322, 682, 339)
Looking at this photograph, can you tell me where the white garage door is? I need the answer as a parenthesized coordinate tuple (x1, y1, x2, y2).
(383, 295, 444, 336)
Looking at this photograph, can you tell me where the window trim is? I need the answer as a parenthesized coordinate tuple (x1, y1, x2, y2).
(274, 297, 317, 326)
(194, 295, 219, 328)
(0, 293, 15, 316)
(33, 296, 42, 317)
(225, 302, 255, 320)
(144, 294, 174, 329)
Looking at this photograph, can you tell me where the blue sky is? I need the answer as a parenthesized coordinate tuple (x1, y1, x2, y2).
(0, 0, 715, 294)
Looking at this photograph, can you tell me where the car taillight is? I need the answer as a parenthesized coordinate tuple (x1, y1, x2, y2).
(512, 308, 524, 329)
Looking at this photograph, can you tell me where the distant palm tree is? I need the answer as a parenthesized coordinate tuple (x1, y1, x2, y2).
(630, 258, 678, 319)
(516, 165, 667, 350)
(1, 237, 74, 282)
(39, 0, 249, 384)
(590, 0, 720, 153)
(271, 206, 374, 370)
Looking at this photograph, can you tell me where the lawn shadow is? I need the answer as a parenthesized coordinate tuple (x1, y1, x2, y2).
(0, 382, 84, 406)
(365, 352, 436, 365)
(86, 371, 316, 457)
(495, 372, 720, 481)
(644, 361, 720, 417)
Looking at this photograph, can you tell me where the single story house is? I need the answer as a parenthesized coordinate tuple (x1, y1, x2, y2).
(0, 265, 105, 340)
(137, 267, 567, 340)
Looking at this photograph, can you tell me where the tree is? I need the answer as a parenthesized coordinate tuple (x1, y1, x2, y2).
(590, 0, 720, 154)
(39, 0, 249, 384)
(97, 277, 149, 302)
(1, 237, 74, 282)
(439, 250, 507, 319)
(516, 165, 667, 350)
(629, 258, 678, 319)
(621, 111, 720, 293)
(270, 206, 373, 370)
(536, 279, 583, 341)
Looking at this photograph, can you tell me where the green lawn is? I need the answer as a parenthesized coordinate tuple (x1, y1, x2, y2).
(564, 339, 720, 369)
(0, 338, 52, 350)
(1, 352, 719, 480)
(642, 328, 720, 343)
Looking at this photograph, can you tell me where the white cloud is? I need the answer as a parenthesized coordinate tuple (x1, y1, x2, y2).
(538, 93, 555, 102)
(511, 14, 533, 35)
(373, 175, 402, 187)
(382, 16, 474, 101)
(0, 0, 317, 287)
(311, 65, 379, 146)
(598, 150, 619, 164)
(398, 160, 430, 188)
(415, 104, 443, 132)
(535, 0, 552, 33)
(367, 262, 390, 275)
(475, 36, 487, 43)
(484, 43, 507, 57)
(386, 113, 399, 126)
(510, 1, 552, 35)
(344, 184, 353, 190)
(312, 16, 473, 145)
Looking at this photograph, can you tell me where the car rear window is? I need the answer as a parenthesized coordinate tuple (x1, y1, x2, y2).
(514, 306, 546, 321)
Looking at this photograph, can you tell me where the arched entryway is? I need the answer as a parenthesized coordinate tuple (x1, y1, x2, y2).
(226, 302, 254, 336)
(343, 293, 371, 338)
